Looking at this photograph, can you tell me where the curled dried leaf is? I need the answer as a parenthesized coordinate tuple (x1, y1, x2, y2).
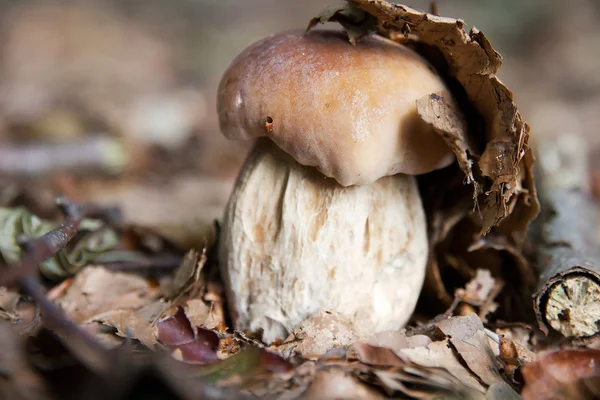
(155, 307, 220, 364)
(306, 1, 377, 45)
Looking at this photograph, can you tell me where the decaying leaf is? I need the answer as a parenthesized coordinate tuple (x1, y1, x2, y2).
(48, 265, 170, 348)
(303, 368, 384, 399)
(436, 313, 503, 386)
(451, 269, 502, 321)
(278, 310, 358, 357)
(497, 333, 536, 385)
(366, 329, 432, 354)
(184, 298, 224, 332)
(191, 346, 293, 393)
(169, 250, 205, 298)
(167, 250, 225, 331)
(0, 286, 21, 322)
(457, 269, 498, 305)
(154, 307, 293, 396)
(57, 250, 225, 350)
(95, 299, 168, 348)
(56, 266, 154, 324)
(355, 342, 485, 399)
(350, 313, 522, 398)
(155, 307, 220, 364)
(400, 339, 486, 393)
(522, 349, 600, 400)
(0, 323, 50, 400)
(415, 92, 477, 193)
(486, 382, 522, 400)
(306, 1, 377, 45)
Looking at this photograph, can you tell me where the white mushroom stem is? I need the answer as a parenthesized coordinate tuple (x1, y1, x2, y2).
(219, 139, 429, 344)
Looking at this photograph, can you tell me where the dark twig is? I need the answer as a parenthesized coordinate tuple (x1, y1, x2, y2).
(101, 254, 183, 272)
(0, 196, 114, 375)
(0, 200, 123, 288)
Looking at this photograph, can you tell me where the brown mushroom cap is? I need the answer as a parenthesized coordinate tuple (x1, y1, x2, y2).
(218, 29, 456, 186)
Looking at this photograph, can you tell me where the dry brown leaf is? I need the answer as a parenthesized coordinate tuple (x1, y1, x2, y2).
(494, 324, 534, 352)
(371, 367, 485, 400)
(451, 269, 502, 321)
(169, 250, 205, 298)
(167, 250, 226, 332)
(354, 342, 487, 399)
(94, 299, 168, 348)
(184, 298, 223, 332)
(497, 334, 535, 385)
(399, 339, 486, 393)
(0, 323, 50, 400)
(416, 92, 477, 193)
(355, 314, 521, 397)
(56, 266, 154, 323)
(435, 313, 503, 386)
(366, 330, 432, 353)
(486, 381, 522, 400)
(80, 322, 126, 349)
(302, 368, 384, 399)
(0, 286, 21, 322)
(281, 311, 358, 357)
(354, 343, 404, 367)
(306, 1, 377, 45)
(154, 306, 220, 364)
(522, 349, 600, 400)
(458, 269, 497, 305)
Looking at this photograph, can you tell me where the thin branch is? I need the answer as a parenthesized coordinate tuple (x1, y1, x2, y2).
(0, 196, 114, 375)
(0, 137, 127, 176)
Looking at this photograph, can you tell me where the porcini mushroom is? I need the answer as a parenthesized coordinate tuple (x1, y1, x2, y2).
(217, 30, 461, 344)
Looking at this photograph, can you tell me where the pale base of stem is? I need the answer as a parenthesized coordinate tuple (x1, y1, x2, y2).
(219, 139, 429, 345)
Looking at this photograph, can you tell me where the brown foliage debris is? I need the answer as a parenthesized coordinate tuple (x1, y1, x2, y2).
(522, 349, 600, 400)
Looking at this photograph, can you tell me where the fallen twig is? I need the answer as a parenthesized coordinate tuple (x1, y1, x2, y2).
(0, 137, 127, 176)
(0, 196, 114, 375)
(100, 254, 183, 272)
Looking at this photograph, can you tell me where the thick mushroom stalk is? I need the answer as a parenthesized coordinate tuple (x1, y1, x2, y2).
(219, 139, 428, 343)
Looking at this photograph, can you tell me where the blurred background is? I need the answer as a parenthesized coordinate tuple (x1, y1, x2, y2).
(0, 0, 598, 244)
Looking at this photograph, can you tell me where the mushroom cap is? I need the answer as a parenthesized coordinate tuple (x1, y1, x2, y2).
(218, 29, 456, 186)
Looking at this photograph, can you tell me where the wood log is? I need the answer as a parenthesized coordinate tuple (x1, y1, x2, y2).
(532, 135, 600, 337)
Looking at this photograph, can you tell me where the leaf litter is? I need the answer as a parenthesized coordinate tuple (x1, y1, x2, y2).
(0, 0, 598, 399)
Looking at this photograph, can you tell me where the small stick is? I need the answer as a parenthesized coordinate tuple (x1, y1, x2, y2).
(101, 254, 183, 272)
(1, 196, 114, 375)
(0, 137, 127, 176)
